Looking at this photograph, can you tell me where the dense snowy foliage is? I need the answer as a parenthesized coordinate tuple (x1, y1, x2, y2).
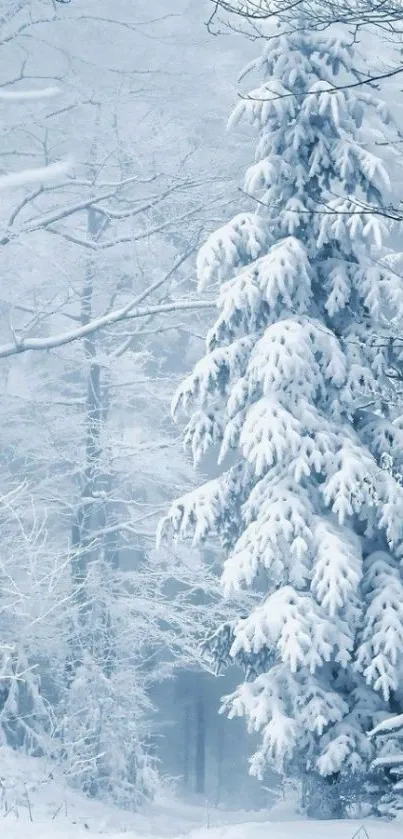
(370, 714, 403, 817)
(161, 24, 403, 810)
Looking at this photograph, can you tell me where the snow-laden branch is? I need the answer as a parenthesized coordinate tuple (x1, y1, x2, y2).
(0, 81, 71, 191)
(0, 86, 61, 101)
(45, 204, 205, 250)
(19, 189, 117, 231)
(0, 299, 214, 359)
(369, 714, 403, 738)
(373, 753, 403, 767)
(0, 160, 72, 191)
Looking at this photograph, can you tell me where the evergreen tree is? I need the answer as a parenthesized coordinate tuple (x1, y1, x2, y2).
(370, 714, 403, 818)
(159, 27, 403, 805)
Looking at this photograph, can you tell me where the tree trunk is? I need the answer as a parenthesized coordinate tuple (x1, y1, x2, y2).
(215, 715, 224, 807)
(183, 702, 190, 792)
(195, 696, 205, 796)
(70, 206, 105, 663)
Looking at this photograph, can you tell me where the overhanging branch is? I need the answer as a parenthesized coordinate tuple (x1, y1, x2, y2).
(0, 299, 214, 359)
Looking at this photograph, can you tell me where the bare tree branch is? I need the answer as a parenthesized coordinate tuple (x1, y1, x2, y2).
(0, 299, 214, 359)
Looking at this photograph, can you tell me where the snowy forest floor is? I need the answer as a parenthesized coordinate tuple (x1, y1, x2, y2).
(0, 748, 401, 839)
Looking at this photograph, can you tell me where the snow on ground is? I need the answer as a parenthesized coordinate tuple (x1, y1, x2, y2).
(186, 819, 403, 839)
(0, 746, 401, 839)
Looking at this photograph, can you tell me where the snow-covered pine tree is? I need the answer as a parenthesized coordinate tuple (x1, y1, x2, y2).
(159, 27, 403, 808)
(369, 714, 403, 817)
